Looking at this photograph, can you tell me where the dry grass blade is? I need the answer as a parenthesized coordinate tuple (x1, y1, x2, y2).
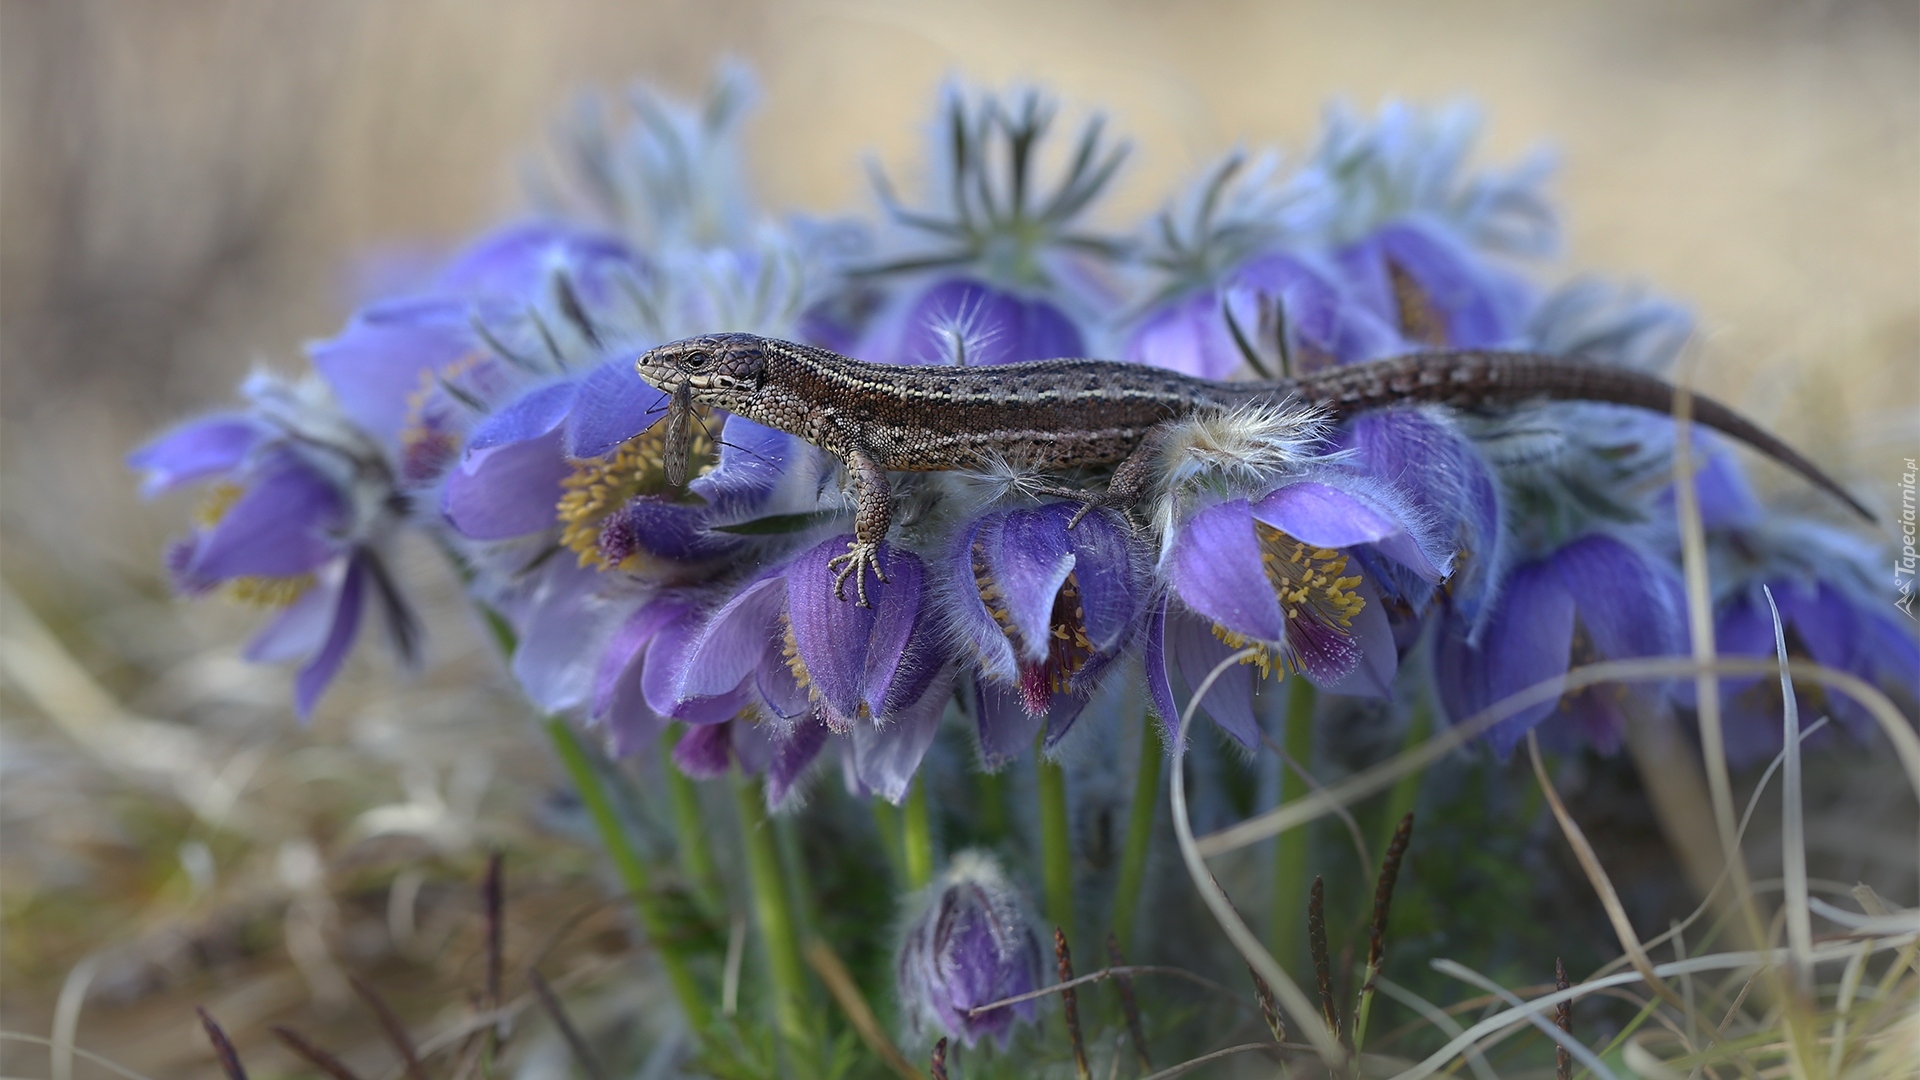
(1136, 1042, 1281, 1079)
(1369, 978, 1499, 1080)
(967, 964, 1248, 1015)
(803, 938, 922, 1080)
(1525, 732, 1704, 1035)
(1430, 960, 1619, 1080)
(1056, 927, 1092, 1080)
(1195, 654, 1920, 863)
(270, 1025, 366, 1080)
(1106, 932, 1152, 1070)
(1761, 587, 1813, 998)
(349, 975, 427, 1080)
(527, 968, 607, 1080)
(196, 1008, 248, 1080)
(1167, 646, 1345, 1065)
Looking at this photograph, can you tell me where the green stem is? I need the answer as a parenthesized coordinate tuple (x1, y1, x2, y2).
(1110, 707, 1162, 954)
(1378, 694, 1429, 862)
(661, 727, 722, 915)
(902, 776, 935, 890)
(544, 718, 710, 1029)
(976, 768, 1007, 843)
(1270, 676, 1317, 971)
(1351, 961, 1380, 1056)
(1036, 736, 1074, 947)
(732, 771, 809, 1045)
(871, 798, 908, 885)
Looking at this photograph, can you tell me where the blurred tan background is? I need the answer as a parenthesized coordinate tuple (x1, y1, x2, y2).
(3, 1, 1916, 1076)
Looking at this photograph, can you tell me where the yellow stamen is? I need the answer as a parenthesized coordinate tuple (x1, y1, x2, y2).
(972, 539, 1095, 693)
(1210, 524, 1367, 679)
(223, 574, 316, 607)
(780, 614, 812, 693)
(193, 482, 246, 528)
(556, 417, 714, 571)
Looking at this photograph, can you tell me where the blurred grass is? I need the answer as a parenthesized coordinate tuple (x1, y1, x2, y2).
(2, 1, 1915, 1076)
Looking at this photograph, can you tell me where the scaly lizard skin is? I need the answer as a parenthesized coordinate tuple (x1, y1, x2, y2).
(635, 333, 1870, 605)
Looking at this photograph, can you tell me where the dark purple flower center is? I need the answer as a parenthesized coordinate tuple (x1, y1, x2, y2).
(1212, 522, 1365, 677)
(556, 421, 714, 571)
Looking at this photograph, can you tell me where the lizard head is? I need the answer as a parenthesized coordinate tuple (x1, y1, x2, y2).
(634, 333, 769, 410)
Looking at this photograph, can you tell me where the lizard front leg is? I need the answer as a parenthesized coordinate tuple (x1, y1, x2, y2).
(1029, 424, 1174, 529)
(826, 445, 892, 607)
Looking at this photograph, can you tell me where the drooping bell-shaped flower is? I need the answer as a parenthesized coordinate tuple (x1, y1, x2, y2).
(1149, 472, 1450, 747)
(129, 372, 418, 718)
(1435, 533, 1685, 757)
(896, 851, 1044, 1048)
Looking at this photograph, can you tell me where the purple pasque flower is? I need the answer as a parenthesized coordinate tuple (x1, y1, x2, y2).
(129, 373, 417, 718)
(942, 503, 1148, 765)
(896, 851, 1044, 1048)
(309, 222, 648, 486)
(652, 533, 954, 805)
(880, 277, 1086, 367)
(1434, 532, 1685, 758)
(1683, 503, 1919, 764)
(1332, 407, 1505, 628)
(1336, 218, 1533, 349)
(1711, 578, 1919, 765)
(1127, 251, 1401, 381)
(1149, 471, 1450, 748)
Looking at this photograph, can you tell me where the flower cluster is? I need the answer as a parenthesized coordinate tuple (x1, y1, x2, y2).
(133, 71, 1915, 808)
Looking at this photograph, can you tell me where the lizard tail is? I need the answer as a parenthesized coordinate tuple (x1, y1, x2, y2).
(1284, 349, 1875, 522)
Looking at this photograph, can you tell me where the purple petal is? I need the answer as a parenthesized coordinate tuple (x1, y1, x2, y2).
(1478, 558, 1578, 758)
(673, 723, 735, 779)
(1125, 289, 1247, 380)
(784, 535, 878, 726)
(619, 497, 743, 562)
(863, 548, 940, 718)
(1229, 252, 1401, 367)
(128, 415, 262, 497)
(945, 516, 1020, 681)
(853, 669, 955, 804)
(442, 428, 572, 540)
(974, 677, 1045, 771)
(757, 641, 814, 720)
(1338, 221, 1530, 347)
(1169, 607, 1264, 750)
(893, 278, 1085, 367)
(984, 507, 1077, 665)
(1336, 410, 1499, 580)
(1144, 600, 1181, 744)
(766, 713, 833, 810)
(189, 450, 346, 580)
(243, 571, 340, 663)
(644, 607, 754, 724)
(1552, 536, 1684, 666)
(1167, 499, 1285, 644)
(676, 575, 787, 702)
(307, 298, 478, 447)
(1253, 475, 1449, 583)
(593, 597, 692, 717)
(1308, 575, 1397, 698)
(690, 418, 804, 520)
(437, 221, 644, 307)
(293, 554, 367, 719)
(510, 560, 633, 712)
(1061, 508, 1144, 654)
(565, 357, 672, 459)
(465, 381, 577, 454)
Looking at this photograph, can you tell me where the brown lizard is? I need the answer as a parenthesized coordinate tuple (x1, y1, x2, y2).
(635, 334, 1870, 605)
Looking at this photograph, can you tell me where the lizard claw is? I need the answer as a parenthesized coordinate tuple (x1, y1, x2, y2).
(827, 541, 886, 607)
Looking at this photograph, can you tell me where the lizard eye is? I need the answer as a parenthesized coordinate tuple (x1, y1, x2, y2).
(683, 352, 713, 371)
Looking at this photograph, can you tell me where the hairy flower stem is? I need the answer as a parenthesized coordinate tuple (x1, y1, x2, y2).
(871, 798, 909, 885)
(903, 775, 935, 890)
(975, 769, 1008, 842)
(1037, 737, 1075, 951)
(662, 727, 722, 915)
(543, 718, 711, 1030)
(1110, 707, 1162, 953)
(733, 771, 810, 1047)
(1270, 677, 1317, 970)
(1377, 692, 1428, 858)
